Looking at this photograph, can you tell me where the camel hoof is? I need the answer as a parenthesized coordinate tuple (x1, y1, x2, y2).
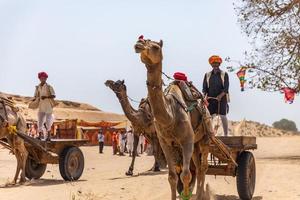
(125, 170, 133, 176)
(19, 179, 26, 184)
(6, 181, 16, 186)
(153, 167, 160, 172)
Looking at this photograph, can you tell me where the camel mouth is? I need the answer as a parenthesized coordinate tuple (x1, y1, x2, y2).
(134, 43, 145, 53)
(104, 80, 115, 87)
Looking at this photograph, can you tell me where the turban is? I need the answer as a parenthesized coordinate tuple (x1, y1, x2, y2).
(173, 72, 187, 81)
(209, 55, 222, 64)
(38, 72, 48, 79)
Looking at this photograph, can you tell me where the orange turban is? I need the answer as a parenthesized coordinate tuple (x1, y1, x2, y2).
(209, 55, 222, 64)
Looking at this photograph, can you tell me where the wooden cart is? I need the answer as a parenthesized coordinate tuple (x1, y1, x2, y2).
(16, 132, 88, 181)
(207, 136, 257, 200)
(177, 136, 257, 200)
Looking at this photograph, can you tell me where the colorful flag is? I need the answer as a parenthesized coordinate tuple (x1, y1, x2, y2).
(236, 67, 248, 91)
(282, 87, 296, 104)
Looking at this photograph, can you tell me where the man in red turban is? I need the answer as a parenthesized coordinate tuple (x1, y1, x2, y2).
(30, 72, 57, 141)
(202, 55, 230, 136)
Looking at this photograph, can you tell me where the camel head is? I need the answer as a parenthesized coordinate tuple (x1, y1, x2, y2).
(134, 36, 163, 67)
(105, 80, 127, 96)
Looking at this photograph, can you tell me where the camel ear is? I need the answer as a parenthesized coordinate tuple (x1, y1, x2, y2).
(121, 80, 125, 84)
(159, 40, 163, 48)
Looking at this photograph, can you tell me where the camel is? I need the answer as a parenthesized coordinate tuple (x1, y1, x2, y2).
(134, 37, 214, 200)
(105, 80, 167, 175)
(0, 96, 28, 185)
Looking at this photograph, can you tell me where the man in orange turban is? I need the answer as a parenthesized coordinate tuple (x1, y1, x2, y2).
(202, 55, 230, 136)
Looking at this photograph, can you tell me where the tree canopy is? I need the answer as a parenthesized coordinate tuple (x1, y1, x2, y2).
(235, 0, 300, 92)
(272, 118, 298, 132)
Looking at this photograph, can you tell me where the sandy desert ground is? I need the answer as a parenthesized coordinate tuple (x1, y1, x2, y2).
(0, 136, 300, 200)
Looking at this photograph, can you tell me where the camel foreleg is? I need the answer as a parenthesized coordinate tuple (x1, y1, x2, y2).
(192, 143, 209, 200)
(19, 148, 28, 183)
(126, 134, 139, 176)
(159, 139, 178, 200)
(180, 142, 193, 200)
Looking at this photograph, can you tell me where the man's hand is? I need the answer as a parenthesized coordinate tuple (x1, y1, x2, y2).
(203, 94, 209, 107)
(217, 92, 226, 101)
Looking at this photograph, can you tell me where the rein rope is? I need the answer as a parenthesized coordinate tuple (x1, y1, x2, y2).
(114, 90, 141, 104)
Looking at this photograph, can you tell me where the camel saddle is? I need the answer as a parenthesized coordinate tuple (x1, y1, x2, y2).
(166, 81, 238, 165)
(169, 80, 205, 113)
(164, 80, 208, 143)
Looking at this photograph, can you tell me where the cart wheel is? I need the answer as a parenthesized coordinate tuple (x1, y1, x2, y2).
(59, 146, 84, 181)
(236, 151, 256, 200)
(25, 157, 47, 179)
(177, 169, 196, 195)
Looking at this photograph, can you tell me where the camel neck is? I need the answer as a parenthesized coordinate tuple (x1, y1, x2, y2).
(115, 90, 142, 126)
(146, 62, 172, 126)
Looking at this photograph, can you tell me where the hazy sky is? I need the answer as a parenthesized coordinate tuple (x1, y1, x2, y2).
(1, 0, 299, 129)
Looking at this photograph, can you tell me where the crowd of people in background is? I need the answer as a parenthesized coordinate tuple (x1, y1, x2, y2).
(101, 129, 148, 157)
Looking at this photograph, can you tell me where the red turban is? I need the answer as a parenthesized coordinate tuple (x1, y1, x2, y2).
(209, 55, 222, 64)
(173, 72, 187, 81)
(38, 72, 48, 79)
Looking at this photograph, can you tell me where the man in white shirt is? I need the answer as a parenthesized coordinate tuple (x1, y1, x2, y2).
(98, 129, 105, 154)
(33, 72, 56, 141)
(118, 131, 126, 156)
(138, 135, 145, 154)
(126, 129, 134, 157)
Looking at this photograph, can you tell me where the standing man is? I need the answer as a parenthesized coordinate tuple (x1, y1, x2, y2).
(118, 131, 126, 156)
(98, 129, 105, 154)
(126, 129, 134, 157)
(202, 55, 229, 136)
(138, 134, 145, 154)
(112, 131, 118, 155)
(32, 72, 56, 141)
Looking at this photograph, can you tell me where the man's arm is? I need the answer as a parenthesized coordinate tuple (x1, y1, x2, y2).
(217, 73, 229, 101)
(202, 73, 208, 95)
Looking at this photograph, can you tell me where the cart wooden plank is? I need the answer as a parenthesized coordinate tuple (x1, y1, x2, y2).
(211, 136, 257, 151)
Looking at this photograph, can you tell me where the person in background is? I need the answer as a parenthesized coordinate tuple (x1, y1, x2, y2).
(112, 131, 118, 155)
(126, 129, 134, 157)
(202, 55, 230, 136)
(98, 129, 105, 154)
(118, 131, 126, 156)
(138, 134, 145, 154)
(33, 72, 56, 141)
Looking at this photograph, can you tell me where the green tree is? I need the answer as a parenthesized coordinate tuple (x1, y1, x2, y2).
(272, 118, 298, 132)
(235, 0, 300, 92)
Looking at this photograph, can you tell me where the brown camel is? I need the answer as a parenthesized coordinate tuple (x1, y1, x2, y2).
(0, 96, 28, 185)
(105, 80, 167, 175)
(134, 37, 213, 200)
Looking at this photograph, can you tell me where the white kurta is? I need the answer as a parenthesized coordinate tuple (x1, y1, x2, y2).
(126, 132, 134, 152)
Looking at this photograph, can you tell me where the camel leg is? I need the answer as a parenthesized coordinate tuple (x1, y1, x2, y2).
(192, 143, 203, 199)
(199, 146, 209, 199)
(12, 151, 21, 185)
(126, 135, 139, 176)
(192, 143, 209, 200)
(19, 149, 28, 183)
(159, 139, 178, 200)
(180, 142, 194, 199)
(151, 137, 161, 172)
